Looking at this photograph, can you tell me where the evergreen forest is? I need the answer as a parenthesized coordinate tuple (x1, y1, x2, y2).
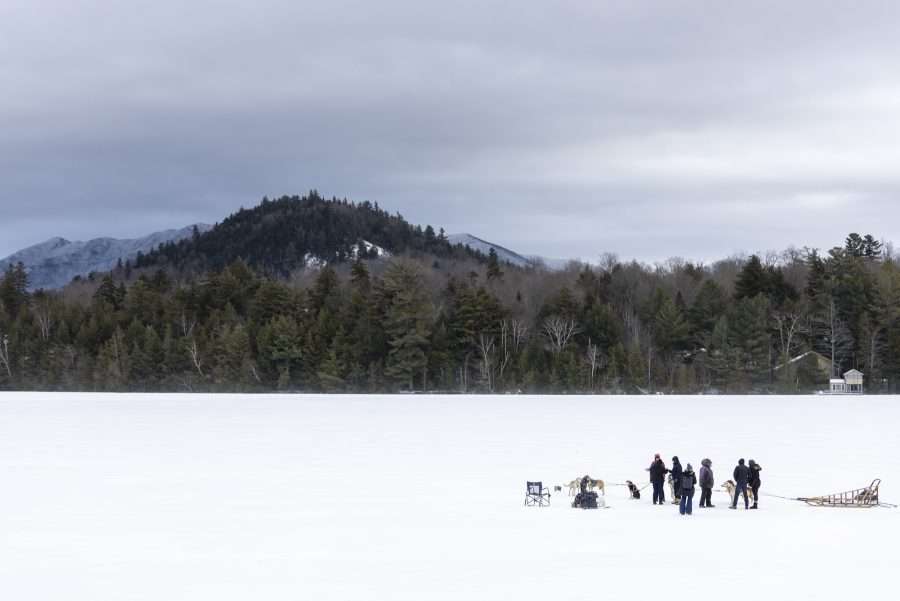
(1, 193, 897, 394)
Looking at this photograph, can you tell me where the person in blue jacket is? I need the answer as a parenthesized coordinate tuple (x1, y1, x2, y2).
(679, 463, 697, 515)
(731, 458, 750, 509)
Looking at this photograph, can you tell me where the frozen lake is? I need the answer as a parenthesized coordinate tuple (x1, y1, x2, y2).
(1, 393, 898, 600)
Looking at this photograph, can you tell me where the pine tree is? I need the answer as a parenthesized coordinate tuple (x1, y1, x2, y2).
(734, 255, 767, 300)
(706, 316, 735, 391)
(486, 248, 503, 281)
(383, 263, 432, 390)
(258, 316, 304, 389)
(0, 262, 29, 317)
(654, 294, 689, 354)
(653, 293, 690, 390)
(94, 275, 124, 310)
(729, 296, 771, 388)
(317, 340, 347, 392)
(688, 280, 727, 344)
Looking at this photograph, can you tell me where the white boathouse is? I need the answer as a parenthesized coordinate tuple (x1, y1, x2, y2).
(829, 369, 864, 394)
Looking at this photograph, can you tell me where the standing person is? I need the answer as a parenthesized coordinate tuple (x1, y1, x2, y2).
(749, 460, 763, 509)
(580, 474, 591, 495)
(731, 458, 750, 510)
(648, 453, 669, 505)
(670, 456, 684, 504)
(679, 463, 697, 515)
(698, 458, 715, 508)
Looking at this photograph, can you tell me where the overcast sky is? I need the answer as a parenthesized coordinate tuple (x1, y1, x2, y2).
(2, 1, 900, 262)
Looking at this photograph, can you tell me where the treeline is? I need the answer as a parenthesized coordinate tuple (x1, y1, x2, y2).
(1, 206, 899, 393)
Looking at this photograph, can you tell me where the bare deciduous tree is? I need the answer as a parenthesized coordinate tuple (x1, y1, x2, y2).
(32, 297, 53, 342)
(859, 315, 885, 384)
(824, 297, 853, 377)
(497, 319, 528, 384)
(773, 305, 806, 363)
(188, 338, 205, 376)
(621, 307, 642, 348)
(180, 312, 197, 337)
(0, 333, 12, 378)
(542, 316, 580, 354)
(584, 337, 607, 391)
(477, 334, 496, 392)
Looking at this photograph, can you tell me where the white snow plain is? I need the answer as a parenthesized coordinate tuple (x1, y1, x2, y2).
(1, 393, 898, 600)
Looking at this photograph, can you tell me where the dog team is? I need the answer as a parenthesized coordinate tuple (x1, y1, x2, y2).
(647, 453, 763, 515)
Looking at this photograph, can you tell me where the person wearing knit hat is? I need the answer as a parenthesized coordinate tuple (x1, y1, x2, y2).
(698, 458, 715, 508)
(647, 454, 669, 505)
(679, 463, 697, 515)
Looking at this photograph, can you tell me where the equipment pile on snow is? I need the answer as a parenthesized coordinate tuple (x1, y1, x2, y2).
(572, 475, 600, 509)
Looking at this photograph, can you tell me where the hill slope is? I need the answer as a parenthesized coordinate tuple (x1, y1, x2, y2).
(447, 233, 533, 267)
(135, 193, 482, 275)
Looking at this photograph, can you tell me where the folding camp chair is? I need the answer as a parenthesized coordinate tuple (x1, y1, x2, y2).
(525, 481, 551, 506)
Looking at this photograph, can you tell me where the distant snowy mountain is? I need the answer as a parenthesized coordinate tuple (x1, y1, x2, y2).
(1, 224, 212, 290)
(447, 233, 533, 268)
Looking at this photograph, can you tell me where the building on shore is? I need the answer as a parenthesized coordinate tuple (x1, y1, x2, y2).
(829, 369, 864, 394)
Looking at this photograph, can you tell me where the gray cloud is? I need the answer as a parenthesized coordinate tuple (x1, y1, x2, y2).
(2, 1, 900, 262)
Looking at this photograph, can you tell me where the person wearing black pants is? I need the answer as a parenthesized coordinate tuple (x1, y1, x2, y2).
(648, 453, 668, 505)
(749, 459, 762, 509)
(670, 456, 684, 504)
(698, 458, 714, 508)
(731, 458, 750, 509)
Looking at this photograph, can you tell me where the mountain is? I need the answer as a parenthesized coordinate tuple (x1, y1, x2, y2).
(133, 193, 484, 275)
(4, 196, 554, 291)
(1, 224, 212, 290)
(447, 233, 533, 268)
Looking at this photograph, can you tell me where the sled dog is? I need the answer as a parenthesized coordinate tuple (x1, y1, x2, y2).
(723, 479, 754, 503)
(568, 477, 606, 496)
(626, 480, 641, 500)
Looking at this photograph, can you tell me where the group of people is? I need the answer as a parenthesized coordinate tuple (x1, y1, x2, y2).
(648, 454, 763, 516)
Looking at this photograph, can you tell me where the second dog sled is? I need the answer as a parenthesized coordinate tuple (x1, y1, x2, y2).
(796, 478, 884, 508)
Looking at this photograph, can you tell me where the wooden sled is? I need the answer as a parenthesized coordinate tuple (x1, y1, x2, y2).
(797, 479, 881, 508)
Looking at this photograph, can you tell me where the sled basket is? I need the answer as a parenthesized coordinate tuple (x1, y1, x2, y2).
(797, 479, 881, 508)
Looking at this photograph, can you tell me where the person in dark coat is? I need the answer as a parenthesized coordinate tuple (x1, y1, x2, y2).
(731, 458, 750, 509)
(698, 458, 715, 508)
(679, 463, 697, 515)
(648, 453, 669, 505)
(580, 474, 591, 494)
(670, 456, 684, 503)
(748, 460, 762, 509)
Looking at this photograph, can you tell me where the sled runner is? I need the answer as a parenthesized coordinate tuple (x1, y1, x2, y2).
(797, 479, 881, 508)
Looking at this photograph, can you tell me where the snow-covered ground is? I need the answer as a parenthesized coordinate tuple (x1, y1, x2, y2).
(1, 394, 898, 600)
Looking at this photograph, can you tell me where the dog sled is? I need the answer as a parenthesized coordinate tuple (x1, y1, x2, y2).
(796, 479, 883, 508)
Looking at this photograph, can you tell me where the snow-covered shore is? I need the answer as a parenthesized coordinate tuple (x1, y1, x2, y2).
(1, 393, 897, 600)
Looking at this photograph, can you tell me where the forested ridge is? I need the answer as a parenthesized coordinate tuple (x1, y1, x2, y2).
(0, 194, 898, 394)
(133, 192, 480, 275)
